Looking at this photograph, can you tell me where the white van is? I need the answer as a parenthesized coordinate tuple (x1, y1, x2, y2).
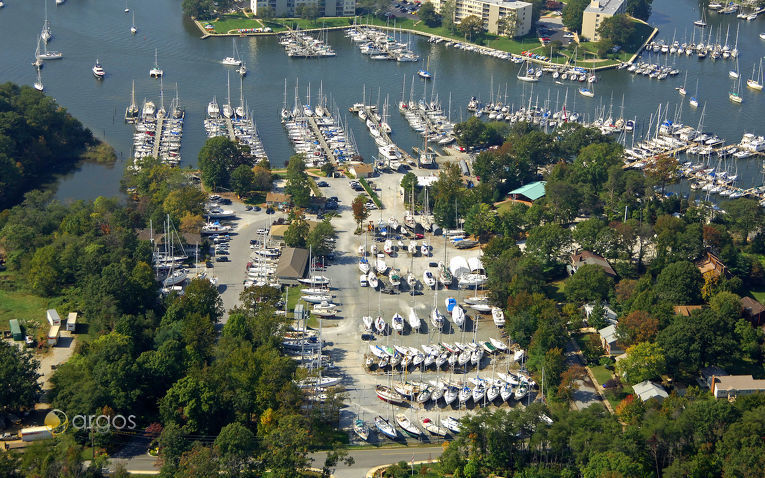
(359, 274, 368, 287)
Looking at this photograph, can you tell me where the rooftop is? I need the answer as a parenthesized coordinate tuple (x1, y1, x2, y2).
(508, 181, 546, 201)
(714, 375, 765, 392)
(475, 0, 531, 7)
(598, 324, 618, 344)
(571, 250, 617, 277)
(275, 247, 309, 281)
(632, 380, 668, 402)
(584, 0, 625, 15)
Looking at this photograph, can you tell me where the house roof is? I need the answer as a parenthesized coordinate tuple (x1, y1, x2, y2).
(673, 305, 703, 316)
(584, 0, 624, 15)
(571, 250, 617, 277)
(508, 181, 547, 201)
(632, 380, 668, 402)
(275, 247, 309, 280)
(714, 375, 765, 393)
(598, 324, 618, 344)
(350, 163, 374, 174)
(741, 297, 765, 316)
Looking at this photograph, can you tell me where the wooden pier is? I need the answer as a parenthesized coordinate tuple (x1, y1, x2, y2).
(224, 117, 236, 141)
(306, 116, 338, 165)
(361, 105, 419, 168)
(151, 116, 165, 158)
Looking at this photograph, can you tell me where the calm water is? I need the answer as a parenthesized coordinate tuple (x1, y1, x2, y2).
(0, 0, 763, 201)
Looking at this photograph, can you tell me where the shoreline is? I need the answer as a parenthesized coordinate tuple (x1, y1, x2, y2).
(193, 19, 652, 71)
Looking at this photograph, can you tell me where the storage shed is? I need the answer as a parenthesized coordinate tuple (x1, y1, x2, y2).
(9, 319, 23, 341)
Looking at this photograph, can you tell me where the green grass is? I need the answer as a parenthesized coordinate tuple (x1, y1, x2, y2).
(0, 289, 52, 333)
(750, 289, 765, 304)
(589, 364, 614, 386)
(276, 17, 354, 30)
(545, 280, 567, 302)
(211, 13, 264, 33)
(358, 177, 382, 209)
(210, 15, 352, 34)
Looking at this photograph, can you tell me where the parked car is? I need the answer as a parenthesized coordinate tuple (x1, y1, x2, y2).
(317, 181, 329, 187)
(245, 205, 252, 211)
(253, 206, 261, 211)
(215, 256, 229, 262)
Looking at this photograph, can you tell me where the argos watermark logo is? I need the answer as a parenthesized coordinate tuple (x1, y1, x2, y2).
(43, 409, 137, 433)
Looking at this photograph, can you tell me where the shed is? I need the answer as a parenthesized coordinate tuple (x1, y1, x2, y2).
(507, 181, 547, 205)
(47, 325, 60, 346)
(9, 319, 23, 341)
(458, 160, 470, 176)
(632, 380, 669, 402)
(275, 247, 309, 285)
(66, 312, 77, 332)
(46, 309, 61, 326)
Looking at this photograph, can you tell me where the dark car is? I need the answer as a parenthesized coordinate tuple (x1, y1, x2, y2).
(317, 181, 329, 187)
(361, 333, 375, 341)
(266, 208, 275, 214)
(220, 198, 232, 205)
(329, 196, 339, 202)
(326, 202, 338, 210)
(253, 206, 261, 211)
(245, 205, 253, 211)
(215, 256, 229, 262)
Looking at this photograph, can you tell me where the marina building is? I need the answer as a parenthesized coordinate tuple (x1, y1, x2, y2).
(430, 0, 532, 37)
(581, 0, 626, 42)
(250, 0, 356, 18)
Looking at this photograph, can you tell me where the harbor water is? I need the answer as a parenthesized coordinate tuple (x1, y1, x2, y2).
(0, 0, 764, 201)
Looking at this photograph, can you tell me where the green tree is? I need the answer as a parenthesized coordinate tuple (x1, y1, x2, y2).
(562, 0, 589, 33)
(625, 0, 653, 20)
(596, 14, 636, 47)
(400, 172, 418, 204)
(723, 198, 763, 244)
(198, 136, 247, 191)
(615, 341, 666, 384)
(176, 444, 219, 478)
(182, 0, 215, 19)
(230, 164, 255, 197)
(418, 2, 442, 27)
(285, 154, 311, 208)
(564, 263, 614, 304)
(160, 375, 221, 434)
(582, 450, 646, 478)
(496, 10, 519, 36)
(645, 153, 679, 195)
(525, 223, 572, 271)
(656, 261, 704, 305)
(284, 217, 309, 248)
(256, 5, 275, 20)
(457, 15, 484, 41)
(463, 203, 498, 242)
(0, 341, 41, 413)
(261, 414, 311, 478)
(183, 277, 224, 323)
(215, 422, 258, 475)
(307, 219, 335, 256)
(441, 0, 456, 33)
(432, 164, 464, 228)
(616, 310, 658, 346)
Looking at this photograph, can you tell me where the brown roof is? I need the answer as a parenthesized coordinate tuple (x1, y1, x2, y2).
(571, 250, 617, 277)
(714, 375, 765, 393)
(741, 297, 765, 316)
(350, 163, 374, 174)
(673, 305, 703, 316)
(275, 247, 309, 281)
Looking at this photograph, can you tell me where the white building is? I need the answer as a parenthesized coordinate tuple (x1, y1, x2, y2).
(581, 0, 626, 42)
(251, 0, 355, 18)
(430, 0, 532, 37)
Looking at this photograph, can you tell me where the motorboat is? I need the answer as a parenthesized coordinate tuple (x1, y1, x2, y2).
(362, 315, 374, 331)
(92, 59, 105, 79)
(408, 307, 421, 331)
(578, 87, 594, 97)
(492, 307, 505, 327)
(451, 305, 466, 328)
(312, 301, 337, 317)
(375, 254, 388, 274)
(391, 313, 405, 334)
(375, 416, 398, 439)
(375, 315, 386, 334)
(299, 275, 331, 286)
(376, 385, 404, 404)
(423, 270, 436, 288)
(354, 418, 370, 441)
(367, 271, 379, 289)
(421, 417, 448, 436)
(441, 416, 461, 434)
(470, 303, 492, 313)
(489, 337, 508, 352)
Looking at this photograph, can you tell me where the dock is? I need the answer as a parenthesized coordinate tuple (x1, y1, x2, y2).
(306, 116, 338, 164)
(151, 116, 165, 158)
(224, 117, 236, 141)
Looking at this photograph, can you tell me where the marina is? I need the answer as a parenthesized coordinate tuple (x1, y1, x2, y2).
(279, 28, 336, 58)
(129, 81, 184, 168)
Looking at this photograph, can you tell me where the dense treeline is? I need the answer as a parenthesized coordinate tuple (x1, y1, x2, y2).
(0, 83, 96, 210)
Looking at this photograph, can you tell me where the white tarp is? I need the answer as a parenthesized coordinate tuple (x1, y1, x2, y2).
(468, 257, 484, 272)
(449, 256, 469, 278)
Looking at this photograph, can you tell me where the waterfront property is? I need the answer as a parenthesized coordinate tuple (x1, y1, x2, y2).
(581, 0, 626, 42)
(430, 0, 533, 36)
(251, 0, 355, 18)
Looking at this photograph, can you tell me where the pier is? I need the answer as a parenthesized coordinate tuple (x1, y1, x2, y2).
(151, 115, 165, 158)
(306, 116, 338, 164)
(224, 117, 236, 141)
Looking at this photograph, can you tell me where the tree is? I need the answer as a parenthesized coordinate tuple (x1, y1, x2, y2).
(616, 311, 658, 346)
(432, 164, 464, 228)
(0, 341, 41, 413)
(176, 444, 219, 478)
(307, 220, 335, 256)
(562, 0, 590, 33)
(457, 15, 484, 41)
(525, 223, 572, 271)
(565, 264, 614, 304)
(230, 164, 255, 197)
(463, 203, 498, 242)
(441, 0, 456, 33)
(215, 422, 258, 475)
(256, 5, 275, 20)
(198, 137, 247, 191)
(625, 0, 653, 21)
(614, 395, 645, 425)
(285, 154, 311, 208)
(596, 14, 636, 47)
(656, 261, 703, 305)
(182, 0, 215, 19)
(261, 414, 311, 478)
(616, 341, 666, 384)
(400, 172, 418, 204)
(723, 198, 763, 244)
(284, 217, 309, 248)
(496, 10, 519, 36)
(418, 2, 442, 27)
(183, 277, 224, 323)
(645, 154, 679, 195)
(160, 375, 221, 434)
(351, 195, 369, 231)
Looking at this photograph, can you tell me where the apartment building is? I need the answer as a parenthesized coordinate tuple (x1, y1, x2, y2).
(251, 0, 356, 18)
(581, 0, 625, 42)
(431, 0, 532, 37)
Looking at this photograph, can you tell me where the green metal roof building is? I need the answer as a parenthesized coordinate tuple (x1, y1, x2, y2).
(508, 181, 547, 203)
(9, 319, 22, 341)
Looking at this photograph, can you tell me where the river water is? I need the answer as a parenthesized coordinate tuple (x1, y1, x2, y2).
(0, 0, 763, 201)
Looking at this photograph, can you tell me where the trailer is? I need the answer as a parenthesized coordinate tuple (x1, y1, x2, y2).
(46, 309, 61, 326)
(47, 325, 60, 346)
(66, 312, 77, 332)
(20, 426, 52, 442)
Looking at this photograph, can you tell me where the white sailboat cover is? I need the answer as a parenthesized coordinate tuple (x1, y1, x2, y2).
(449, 256, 469, 278)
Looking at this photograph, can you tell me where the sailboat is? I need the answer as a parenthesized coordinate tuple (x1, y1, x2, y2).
(353, 418, 370, 441)
(418, 56, 432, 79)
(516, 57, 538, 82)
(41, 0, 52, 43)
(689, 79, 700, 108)
(395, 414, 422, 438)
(729, 58, 740, 79)
(694, 8, 707, 27)
(33, 67, 44, 92)
(222, 71, 234, 118)
(222, 38, 242, 66)
(124, 0, 130, 13)
(207, 96, 220, 118)
(235, 76, 246, 118)
(729, 77, 743, 104)
(237, 62, 247, 77)
(36, 32, 62, 61)
(375, 415, 398, 439)
(578, 69, 595, 97)
(130, 11, 137, 34)
(149, 49, 163, 78)
(678, 71, 688, 96)
(747, 60, 763, 91)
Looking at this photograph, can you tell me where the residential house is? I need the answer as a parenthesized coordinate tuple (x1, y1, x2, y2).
(740, 296, 765, 326)
(430, 0, 533, 36)
(570, 250, 617, 278)
(598, 324, 624, 355)
(632, 380, 669, 402)
(266, 192, 291, 209)
(697, 251, 728, 280)
(349, 163, 374, 178)
(711, 374, 765, 400)
(584, 303, 618, 325)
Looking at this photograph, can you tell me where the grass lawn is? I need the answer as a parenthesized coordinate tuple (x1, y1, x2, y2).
(0, 289, 52, 333)
(589, 364, 614, 386)
(545, 280, 567, 302)
(211, 13, 264, 33)
(276, 17, 354, 30)
(211, 15, 353, 34)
